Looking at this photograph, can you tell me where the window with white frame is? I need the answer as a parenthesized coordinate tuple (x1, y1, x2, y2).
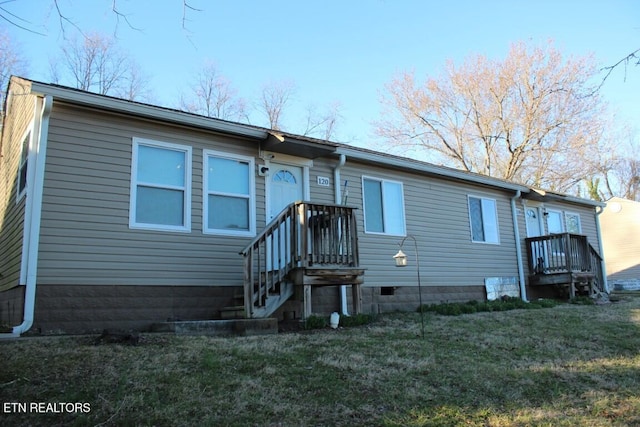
(468, 196, 499, 244)
(203, 150, 255, 236)
(362, 176, 405, 235)
(16, 130, 31, 201)
(565, 212, 581, 234)
(129, 138, 191, 232)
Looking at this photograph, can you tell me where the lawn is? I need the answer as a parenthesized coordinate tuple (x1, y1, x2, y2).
(1, 294, 639, 426)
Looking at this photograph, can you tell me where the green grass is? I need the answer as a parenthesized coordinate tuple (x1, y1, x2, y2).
(1, 294, 639, 426)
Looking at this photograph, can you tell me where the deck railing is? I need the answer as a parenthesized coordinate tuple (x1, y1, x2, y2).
(525, 233, 605, 293)
(239, 202, 359, 317)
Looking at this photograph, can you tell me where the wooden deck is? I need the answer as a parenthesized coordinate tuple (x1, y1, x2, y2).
(525, 233, 604, 298)
(239, 202, 364, 319)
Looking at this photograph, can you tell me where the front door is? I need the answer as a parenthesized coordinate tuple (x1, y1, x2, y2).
(268, 163, 304, 221)
(267, 162, 305, 270)
(525, 205, 547, 272)
(525, 206, 543, 238)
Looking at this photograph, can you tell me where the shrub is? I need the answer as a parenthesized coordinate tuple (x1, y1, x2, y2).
(570, 296, 595, 305)
(340, 313, 376, 327)
(419, 297, 559, 316)
(303, 315, 327, 330)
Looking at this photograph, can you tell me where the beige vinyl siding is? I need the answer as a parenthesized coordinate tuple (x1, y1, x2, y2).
(0, 84, 38, 292)
(36, 103, 265, 287)
(600, 198, 638, 281)
(308, 159, 338, 204)
(342, 160, 519, 289)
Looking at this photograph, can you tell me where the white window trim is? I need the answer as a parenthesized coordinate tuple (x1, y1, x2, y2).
(468, 195, 500, 245)
(362, 175, 406, 237)
(16, 126, 33, 203)
(564, 211, 582, 234)
(129, 137, 192, 233)
(203, 149, 256, 237)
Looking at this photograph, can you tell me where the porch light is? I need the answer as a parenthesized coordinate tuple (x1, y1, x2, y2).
(392, 235, 425, 338)
(393, 249, 408, 267)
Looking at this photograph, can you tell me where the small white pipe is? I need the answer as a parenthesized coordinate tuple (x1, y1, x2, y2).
(511, 190, 528, 302)
(5, 95, 52, 337)
(334, 154, 350, 316)
(595, 206, 609, 293)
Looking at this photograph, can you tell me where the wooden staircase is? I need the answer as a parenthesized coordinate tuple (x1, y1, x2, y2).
(237, 202, 364, 319)
(525, 233, 605, 299)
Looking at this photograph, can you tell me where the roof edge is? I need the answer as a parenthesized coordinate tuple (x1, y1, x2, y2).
(335, 146, 529, 193)
(25, 78, 268, 140)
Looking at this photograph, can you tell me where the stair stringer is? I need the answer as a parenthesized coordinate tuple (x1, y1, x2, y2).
(250, 279, 295, 318)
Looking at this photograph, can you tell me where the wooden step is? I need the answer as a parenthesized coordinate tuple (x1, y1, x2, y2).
(220, 305, 245, 320)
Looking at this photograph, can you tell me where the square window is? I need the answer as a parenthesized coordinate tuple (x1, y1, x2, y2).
(362, 176, 405, 236)
(203, 150, 255, 236)
(468, 196, 499, 244)
(129, 138, 191, 232)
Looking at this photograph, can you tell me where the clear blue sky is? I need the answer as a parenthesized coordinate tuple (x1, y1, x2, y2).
(4, 0, 640, 146)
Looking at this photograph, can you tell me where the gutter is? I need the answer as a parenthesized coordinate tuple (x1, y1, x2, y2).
(335, 146, 528, 194)
(511, 190, 528, 302)
(28, 80, 267, 140)
(333, 154, 350, 316)
(3, 95, 52, 337)
(595, 206, 609, 293)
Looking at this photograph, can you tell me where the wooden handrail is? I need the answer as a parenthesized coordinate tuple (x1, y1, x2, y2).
(525, 233, 602, 280)
(240, 202, 359, 317)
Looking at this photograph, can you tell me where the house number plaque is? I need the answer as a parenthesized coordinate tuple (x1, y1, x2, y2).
(317, 176, 330, 187)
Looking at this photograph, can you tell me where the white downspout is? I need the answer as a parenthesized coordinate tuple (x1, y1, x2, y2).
(6, 95, 52, 337)
(511, 190, 528, 302)
(595, 206, 609, 293)
(334, 154, 349, 315)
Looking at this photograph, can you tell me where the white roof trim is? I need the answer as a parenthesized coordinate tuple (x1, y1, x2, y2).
(335, 146, 528, 193)
(28, 80, 268, 140)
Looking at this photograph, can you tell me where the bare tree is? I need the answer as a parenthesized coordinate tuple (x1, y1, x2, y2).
(113, 63, 153, 103)
(0, 30, 27, 104)
(181, 62, 246, 120)
(595, 132, 640, 201)
(259, 79, 296, 131)
(0, 1, 201, 36)
(376, 41, 608, 193)
(301, 102, 342, 141)
(49, 32, 149, 101)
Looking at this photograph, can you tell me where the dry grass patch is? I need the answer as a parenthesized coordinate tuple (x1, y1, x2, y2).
(1, 294, 639, 426)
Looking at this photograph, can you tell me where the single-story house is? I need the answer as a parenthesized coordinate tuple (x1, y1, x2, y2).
(600, 197, 640, 290)
(0, 77, 607, 336)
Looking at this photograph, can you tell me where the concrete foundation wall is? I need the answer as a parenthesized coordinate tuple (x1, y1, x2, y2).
(0, 286, 25, 328)
(4, 283, 491, 334)
(30, 285, 242, 334)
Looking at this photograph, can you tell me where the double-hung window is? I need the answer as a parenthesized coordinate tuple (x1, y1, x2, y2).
(203, 150, 255, 236)
(362, 176, 405, 236)
(130, 138, 192, 232)
(468, 196, 499, 244)
(16, 130, 31, 201)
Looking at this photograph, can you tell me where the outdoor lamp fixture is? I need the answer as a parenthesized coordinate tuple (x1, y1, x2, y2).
(393, 235, 425, 338)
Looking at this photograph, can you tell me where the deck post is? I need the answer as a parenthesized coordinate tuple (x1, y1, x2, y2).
(351, 284, 362, 315)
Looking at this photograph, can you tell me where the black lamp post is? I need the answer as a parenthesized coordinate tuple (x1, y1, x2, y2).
(393, 235, 425, 338)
